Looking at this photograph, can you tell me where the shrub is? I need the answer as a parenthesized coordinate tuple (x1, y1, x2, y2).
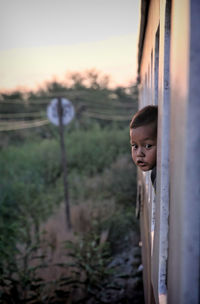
(0, 123, 137, 303)
(66, 124, 130, 175)
(54, 225, 114, 303)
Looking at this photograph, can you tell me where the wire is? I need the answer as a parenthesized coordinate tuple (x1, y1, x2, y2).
(83, 109, 130, 117)
(0, 112, 46, 118)
(0, 119, 49, 131)
(0, 100, 49, 105)
(82, 112, 131, 121)
(81, 102, 135, 109)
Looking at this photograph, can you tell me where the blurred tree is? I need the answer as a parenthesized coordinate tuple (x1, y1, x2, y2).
(46, 81, 67, 94)
(66, 72, 85, 90)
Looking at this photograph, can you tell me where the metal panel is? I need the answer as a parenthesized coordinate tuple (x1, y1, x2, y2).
(152, 2, 171, 304)
(138, 0, 200, 303)
(168, 0, 200, 303)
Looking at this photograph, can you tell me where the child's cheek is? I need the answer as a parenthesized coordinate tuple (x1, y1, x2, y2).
(131, 151, 137, 165)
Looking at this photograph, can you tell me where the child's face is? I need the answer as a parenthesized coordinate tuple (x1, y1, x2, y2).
(130, 123, 157, 171)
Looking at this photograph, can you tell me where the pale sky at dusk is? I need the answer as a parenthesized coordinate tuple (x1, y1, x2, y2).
(0, 0, 140, 91)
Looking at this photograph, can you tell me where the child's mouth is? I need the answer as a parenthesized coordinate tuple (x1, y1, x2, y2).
(137, 160, 147, 167)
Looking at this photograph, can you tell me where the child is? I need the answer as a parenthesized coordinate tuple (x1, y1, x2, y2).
(130, 105, 158, 189)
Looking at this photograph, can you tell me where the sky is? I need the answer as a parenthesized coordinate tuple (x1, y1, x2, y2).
(0, 0, 140, 92)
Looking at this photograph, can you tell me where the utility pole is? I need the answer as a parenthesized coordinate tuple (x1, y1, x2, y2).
(47, 97, 75, 230)
(57, 97, 71, 230)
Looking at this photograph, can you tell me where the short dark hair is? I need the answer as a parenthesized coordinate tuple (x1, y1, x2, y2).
(130, 105, 158, 133)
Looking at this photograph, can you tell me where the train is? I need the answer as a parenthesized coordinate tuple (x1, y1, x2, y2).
(136, 0, 200, 303)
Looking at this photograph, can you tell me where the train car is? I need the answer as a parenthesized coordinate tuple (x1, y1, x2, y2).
(136, 0, 200, 303)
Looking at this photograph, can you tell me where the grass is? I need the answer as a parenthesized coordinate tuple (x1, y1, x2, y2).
(0, 123, 139, 303)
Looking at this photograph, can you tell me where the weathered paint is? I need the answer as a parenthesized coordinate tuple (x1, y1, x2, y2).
(168, 0, 200, 303)
(137, 0, 200, 303)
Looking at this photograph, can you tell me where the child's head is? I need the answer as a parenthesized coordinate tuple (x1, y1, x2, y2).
(130, 105, 158, 171)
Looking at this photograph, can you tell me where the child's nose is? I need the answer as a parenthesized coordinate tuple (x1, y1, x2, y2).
(137, 147, 145, 156)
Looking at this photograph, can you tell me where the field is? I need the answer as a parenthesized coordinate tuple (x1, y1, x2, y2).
(0, 73, 144, 303)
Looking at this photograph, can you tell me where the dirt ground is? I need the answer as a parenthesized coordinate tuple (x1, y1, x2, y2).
(39, 202, 145, 303)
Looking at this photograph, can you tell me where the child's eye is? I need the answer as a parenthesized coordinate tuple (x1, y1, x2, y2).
(131, 144, 137, 150)
(145, 144, 152, 149)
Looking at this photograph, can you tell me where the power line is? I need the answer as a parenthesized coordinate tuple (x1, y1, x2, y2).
(84, 108, 132, 116)
(81, 102, 135, 109)
(0, 119, 49, 132)
(0, 100, 48, 105)
(0, 112, 46, 118)
(82, 112, 131, 121)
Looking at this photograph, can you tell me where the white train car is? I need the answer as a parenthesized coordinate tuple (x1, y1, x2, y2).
(137, 0, 200, 303)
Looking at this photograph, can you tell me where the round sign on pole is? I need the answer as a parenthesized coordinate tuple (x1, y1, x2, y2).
(47, 98, 75, 126)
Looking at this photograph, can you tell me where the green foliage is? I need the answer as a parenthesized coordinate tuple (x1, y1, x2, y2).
(55, 227, 115, 303)
(106, 207, 139, 253)
(0, 232, 61, 304)
(69, 154, 136, 207)
(0, 74, 139, 302)
(66, 124, 130, 175)
(0, 140, 62, 275)
(101, 154, 137, 205)
(67, 231, 111, 283)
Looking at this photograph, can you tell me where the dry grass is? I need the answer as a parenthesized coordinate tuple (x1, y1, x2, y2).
(38, 199, 115, 282)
